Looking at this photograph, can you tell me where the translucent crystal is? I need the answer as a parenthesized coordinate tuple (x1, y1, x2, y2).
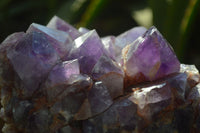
(91, 55, 123, 80)
(124, 26, 180, 85)
(7, 32, 60, 96)
(27, 23, 73, 58)
(47, 16, 81, 40)
(67, 30, 106, 74)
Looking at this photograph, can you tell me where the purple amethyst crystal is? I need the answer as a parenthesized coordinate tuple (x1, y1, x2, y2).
(27, 23, 73, 58)
(91, 55, 123, 80)
(0, 32, 25, 86)
(7, 32, 60, 97)
(45, 59, 80, 87)
(88, 81, 113, 116)
(67, 30, 106, 74)
(102, 27, 147, 64)
(47, 16, 81, 40)
(0, 16, 200, 133)
(115, 26, 147, 49)
(124, 26, 180, 86)
(0, 32, 25, 49)
(101, 36, 118, 61)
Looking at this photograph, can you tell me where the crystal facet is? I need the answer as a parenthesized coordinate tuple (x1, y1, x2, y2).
(27, 23, 73, 58)
(45, 59, 80, 87)
(47, 16, 81, 40)
(91, 55, 123, 80)
(115, 26, 147, 49)
(67, 30, 106, 74)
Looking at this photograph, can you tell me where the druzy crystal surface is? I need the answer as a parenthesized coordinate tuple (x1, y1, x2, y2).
(0, 16, 200, 133)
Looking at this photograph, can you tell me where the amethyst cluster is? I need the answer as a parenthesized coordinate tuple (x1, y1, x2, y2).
(0, 16, 199, 133)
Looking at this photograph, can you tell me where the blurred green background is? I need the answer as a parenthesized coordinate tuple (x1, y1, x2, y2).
(0, 0, 200, 67)
(0, 0, 200, 130)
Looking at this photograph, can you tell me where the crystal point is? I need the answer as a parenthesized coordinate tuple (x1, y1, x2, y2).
(91, 55, 123, 80)
(47, 16, 81, 39)
(68, 30, 106, 74)
(124, 26, 180, 85)
(27, 23, 73, 58)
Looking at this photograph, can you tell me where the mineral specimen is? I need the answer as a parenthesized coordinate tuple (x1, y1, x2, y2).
(0, 16, 199, 133)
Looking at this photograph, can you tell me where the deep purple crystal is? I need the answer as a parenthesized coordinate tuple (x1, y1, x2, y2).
(124, 26, 180, 85)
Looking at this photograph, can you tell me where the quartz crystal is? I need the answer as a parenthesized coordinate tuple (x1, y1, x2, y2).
(7, 32, 60, 97)
(115, 26, 147, 49)
(47, 16, 81, 40)
(27, 23, 73, 58)
(67, 30, 106, 74)
(124, 26, 180, 86)
(91, 55, 123, 80)
(0, 16, 200, 133)
(101, 36, 118, 61)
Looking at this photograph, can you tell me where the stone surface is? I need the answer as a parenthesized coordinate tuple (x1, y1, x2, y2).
(82, 97, 139, 133)
(100, 72, 124, 99)
(130, 82, 172, 120)
(88, 81, 113, 116)
(0, 16, 200, 133)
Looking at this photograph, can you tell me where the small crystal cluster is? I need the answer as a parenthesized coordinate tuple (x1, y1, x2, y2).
(0, 16, 200, 133)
